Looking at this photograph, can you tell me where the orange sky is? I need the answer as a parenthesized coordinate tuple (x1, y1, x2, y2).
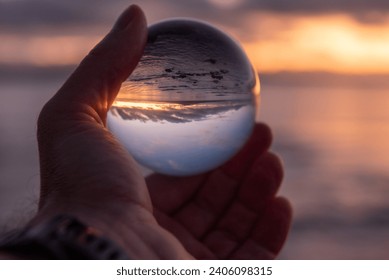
(2, 12, 389, 75)
(241, 12, 389, 74)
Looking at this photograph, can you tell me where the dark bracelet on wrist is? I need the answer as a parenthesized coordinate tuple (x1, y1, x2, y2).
(0, 215, 128, 260)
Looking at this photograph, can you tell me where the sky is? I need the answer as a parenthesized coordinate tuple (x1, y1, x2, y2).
(1, 0, 389, 74)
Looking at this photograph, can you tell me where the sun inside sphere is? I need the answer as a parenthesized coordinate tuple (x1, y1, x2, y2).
(108, 19, 260, 176)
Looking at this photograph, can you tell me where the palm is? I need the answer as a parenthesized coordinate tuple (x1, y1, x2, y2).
(28, 7, 291, 260)
(147, 123, 291, 259)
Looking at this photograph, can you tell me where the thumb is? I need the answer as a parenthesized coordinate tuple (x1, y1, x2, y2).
(40, 5, 147, 127)
(37, 5, 149, 208)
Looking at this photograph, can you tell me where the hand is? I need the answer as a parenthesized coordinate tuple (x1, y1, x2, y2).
(148, 123, 292, 259)
(31, 5, 291, 259)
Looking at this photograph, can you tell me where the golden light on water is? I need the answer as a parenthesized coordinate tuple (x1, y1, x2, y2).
(113, 100, 170, 110)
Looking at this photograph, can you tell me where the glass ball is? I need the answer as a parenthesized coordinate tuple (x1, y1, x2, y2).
(108, 19, 259, 176)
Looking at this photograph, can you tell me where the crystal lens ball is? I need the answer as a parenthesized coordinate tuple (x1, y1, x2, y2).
(108, 19, 259, 176)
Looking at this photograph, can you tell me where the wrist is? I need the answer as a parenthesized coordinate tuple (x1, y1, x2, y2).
(0, 214, 129, 259)
(33, 200, 159, 258)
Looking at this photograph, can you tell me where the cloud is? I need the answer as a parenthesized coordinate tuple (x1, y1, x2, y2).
(2, 0, 389, 73)
(0, 0, 127, 32)
(152, 0, 389, 26)
(242, 0, 389, 14)
(1, 0, 387, 33)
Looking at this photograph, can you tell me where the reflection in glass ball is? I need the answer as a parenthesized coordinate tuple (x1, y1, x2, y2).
(108, 19, 259, 176)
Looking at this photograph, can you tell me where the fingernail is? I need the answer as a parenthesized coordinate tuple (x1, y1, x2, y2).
(112, 5, 138, 31)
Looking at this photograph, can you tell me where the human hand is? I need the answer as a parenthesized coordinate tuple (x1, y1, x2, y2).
(32, 5, 291, 259)
(147, 123, 291, 259)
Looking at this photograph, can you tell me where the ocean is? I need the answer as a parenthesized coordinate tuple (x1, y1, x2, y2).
(1, 70, 389, 259)
(261, 81, 389, 259)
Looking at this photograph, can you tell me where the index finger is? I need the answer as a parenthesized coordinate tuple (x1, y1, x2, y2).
(221, 122, 273, 180)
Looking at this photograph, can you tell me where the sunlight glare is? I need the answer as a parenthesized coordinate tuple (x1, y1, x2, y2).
(242, 13, 389, 74)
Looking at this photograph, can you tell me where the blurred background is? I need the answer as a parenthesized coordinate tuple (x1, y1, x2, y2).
(1, 0, 389, 259)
